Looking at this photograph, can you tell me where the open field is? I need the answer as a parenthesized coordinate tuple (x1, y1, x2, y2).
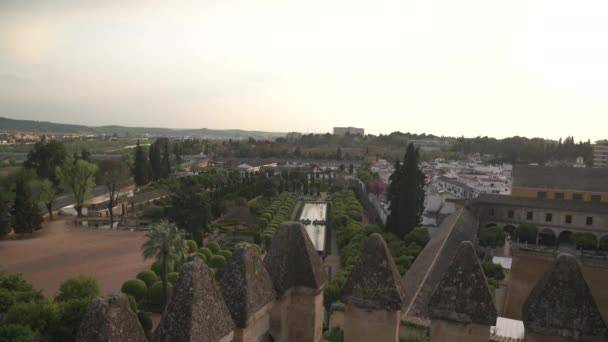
(0, 217, 152, 297)
(503, 250, 608, 322)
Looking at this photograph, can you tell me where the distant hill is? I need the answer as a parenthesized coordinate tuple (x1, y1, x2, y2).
(0, 117, 285, 140)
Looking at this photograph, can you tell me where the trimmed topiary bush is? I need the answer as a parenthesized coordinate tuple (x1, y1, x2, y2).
(136, 270, 157, 287)
(121, 279, 147, 302)
(199, 247, 213, 260)
(148, 281, 173, 308)
(167, 272, 179, 285)
(206, 242, 221, 254)
(208, 255, 227, 270)
(191, 253, 207, 263)
(219, 250, 232, 260)
(151, 261, 174, 277)
(186, 240, 198, 254)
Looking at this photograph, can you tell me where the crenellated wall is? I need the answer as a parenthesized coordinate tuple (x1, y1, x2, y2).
(75, 222, 608, 342)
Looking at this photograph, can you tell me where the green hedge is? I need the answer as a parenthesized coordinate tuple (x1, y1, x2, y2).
(121, 279, 147, 302)
(206, 242, 221, 254)
(151, 261, 174, 277)
(199, 247, 213, 260)
(219, 250, 232, 260)
(186, 240, 198, 254)
(148, 281, 173, 307)
(167, 272, 179, 285)
(209, 255, 227, 269)
(136, 270, 157, 287)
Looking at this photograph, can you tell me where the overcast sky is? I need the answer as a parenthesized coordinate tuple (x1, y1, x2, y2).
(1, 0, 607, 140)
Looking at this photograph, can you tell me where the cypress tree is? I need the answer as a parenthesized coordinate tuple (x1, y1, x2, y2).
(148, 139, 162, 181)
(134, 140, 149, 187)
(0, 191, 10, 238)
(161, 142, 171, 179)
(11, 177, 43, 234)
(387, 143, 426, 238)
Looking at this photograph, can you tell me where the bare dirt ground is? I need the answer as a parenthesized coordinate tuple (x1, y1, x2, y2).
(0, 217, 152, 297)
(503, 251, 608, 322)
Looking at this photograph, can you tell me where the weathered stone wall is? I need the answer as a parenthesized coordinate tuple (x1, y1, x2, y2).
(233, 302, 273, 342)
(280, 287, 324, 342)
(524, 333, 573, 342)
(429, 320, 491, 342)
(344, 306, 400, 342)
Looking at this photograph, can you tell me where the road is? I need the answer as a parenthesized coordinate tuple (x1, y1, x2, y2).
(50, 185, 109, 211)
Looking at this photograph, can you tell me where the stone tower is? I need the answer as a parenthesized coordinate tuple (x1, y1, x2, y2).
(153, 258, 235, 342)
(342, 233, 405, 342)
(75, 294, 147, 342)
(523, 253, 608, 341)
(264, 222, 327, 342)
(428, 241, 497, 342)
(221, 242, 276, 342)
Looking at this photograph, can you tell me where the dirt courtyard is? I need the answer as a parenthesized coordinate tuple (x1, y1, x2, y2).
(0, 217, 152, 297)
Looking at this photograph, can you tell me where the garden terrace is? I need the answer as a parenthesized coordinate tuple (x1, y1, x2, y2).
(258, 192, 297, 242)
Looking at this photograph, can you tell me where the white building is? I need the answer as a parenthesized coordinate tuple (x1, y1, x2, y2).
(594, 140, 608, 168)
(333, 127, 364, 136)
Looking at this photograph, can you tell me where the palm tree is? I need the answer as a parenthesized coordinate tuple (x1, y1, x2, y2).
(141, 220, 187, 310)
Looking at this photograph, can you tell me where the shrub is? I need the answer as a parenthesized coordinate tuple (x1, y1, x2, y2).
(52, 298, 97, 342)
(0, 288, 16, 313)
(151, 261, 174, 277)
(148, 281, 173, 307)
(403, 227, 430, 247)
(0, 273, 34, 292)
(186, 240, 198, 254)
(191, 253, 207, 263)
(573, 232, 597, 250)
(206, 242, 221, 254)
(514, 224, 538, 243)
(167, 272, 180, 285)
(55, 275, 99, 302)
(136, 270, 157, 287)
(482, 260, 505, 281)
(121, 279, 147, 302)
(208, 255, 227, 270)
(199, 247, 213, 260)
(5, 300, 58, 335)
(478, 226, 506, 248)
(137, 311, 153, 331)
(0, 324, 39, 342)
(219, 250, 232, 260)
(142, 205, 164, 219)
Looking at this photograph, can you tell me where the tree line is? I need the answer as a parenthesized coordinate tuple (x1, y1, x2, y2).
(0, 140, 132, 238)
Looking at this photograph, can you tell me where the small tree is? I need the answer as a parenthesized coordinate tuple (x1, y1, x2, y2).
(98, 159, 131, 227)
(55, 275, 99, 302)
(56, 157, 98, 217)
(39, 179, 58, 220)
(141, 221, 187, 310)
(573, 233, 597, 250)
(478, 226, 506, 248)
(514, 223, 538, 244)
